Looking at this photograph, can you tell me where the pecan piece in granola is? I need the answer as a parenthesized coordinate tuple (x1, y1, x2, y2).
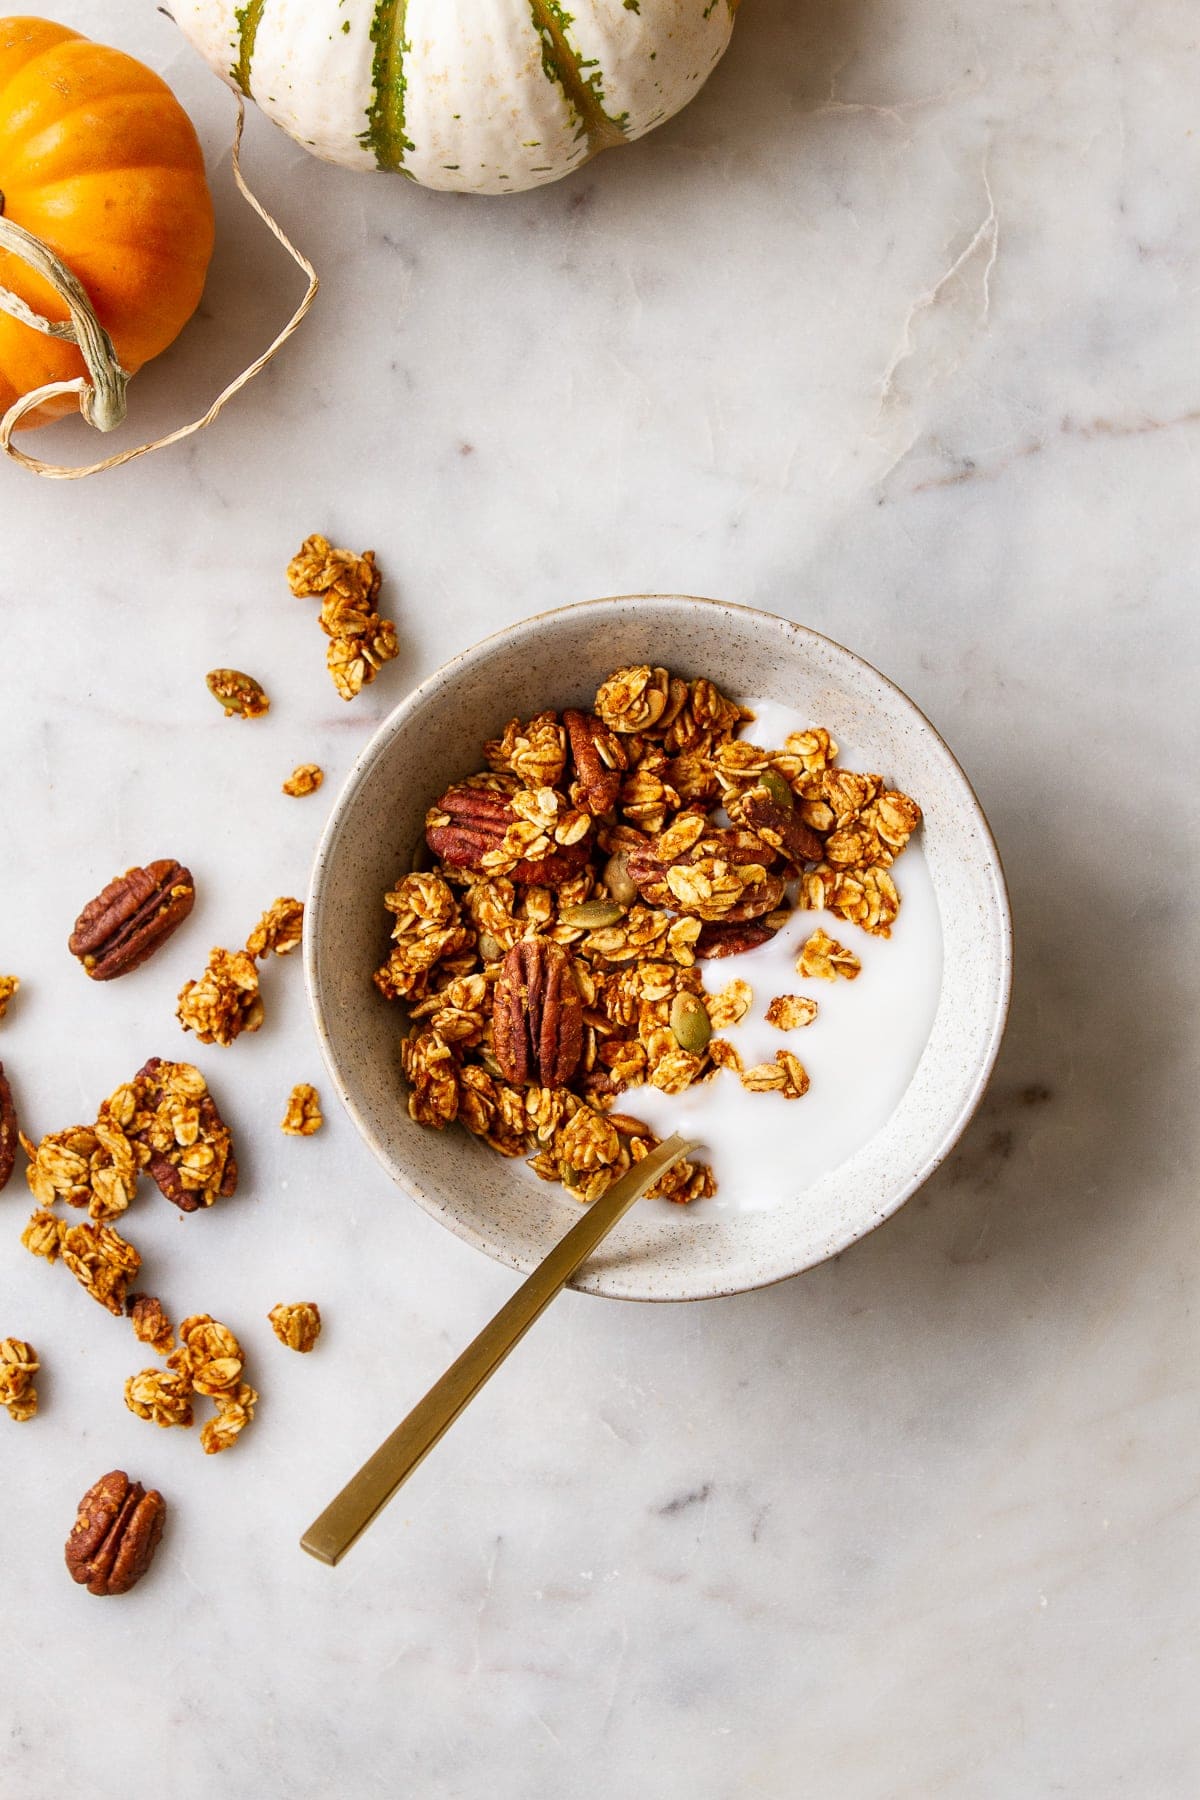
(0, 1063, 17, 1192)
(564, 710, 626, 816)
(493, 940, 583, 1089)
(735, 791, 827, 868)
(426, 785, 590, 886)
(127, 1058, 238, 1212)
(68, 861, 195, 981)
(626, 826, 786, 923)
(694, 919, 781, 959)
(65, 1470, 166, 1596)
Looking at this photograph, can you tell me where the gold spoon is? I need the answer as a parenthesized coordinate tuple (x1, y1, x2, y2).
(301, 1133, 697, 1565)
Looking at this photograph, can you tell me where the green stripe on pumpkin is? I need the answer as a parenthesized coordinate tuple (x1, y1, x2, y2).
(232, 0, 267, 95)
(360, 0, 414, 171)
(528, 1, 629, 156)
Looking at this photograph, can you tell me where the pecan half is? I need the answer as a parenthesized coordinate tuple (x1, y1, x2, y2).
(0, 1062, 16, 1192)
(65, 1470, 166, 1596)
(564, 710, 626, 815)
(695, 919, 782, 959)
(736, 792, 827, 867)
(129, 1058, 238, 1213)
(493, 940, 583, 1088)
(626, 827, 786, 922)
(68, 861, 195, 981)
(426, 785, 589, 886)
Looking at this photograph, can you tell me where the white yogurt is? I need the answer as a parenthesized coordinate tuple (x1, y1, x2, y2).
(606, 699, 942, 1214)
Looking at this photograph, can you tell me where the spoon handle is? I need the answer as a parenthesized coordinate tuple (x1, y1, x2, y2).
(300, 1133, 697, 1565)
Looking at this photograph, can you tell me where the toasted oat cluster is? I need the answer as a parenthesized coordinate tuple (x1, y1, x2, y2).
(0, 1337, 39, 1422)
(283, 763, 324, 798)
(375, 667, 923, 1207)
(287, 534, 399, 702)
(268, 1301, 321, 1353)
(177, 898, 303, 1047)
(124, 1308, 257, 1455)
(0, 974, 18, 1020)
(281, 1083, 322, 1136)
(19, 1061, 236, 1313)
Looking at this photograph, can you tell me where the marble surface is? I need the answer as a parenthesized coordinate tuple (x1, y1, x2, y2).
(1, 1, 1197, 1794)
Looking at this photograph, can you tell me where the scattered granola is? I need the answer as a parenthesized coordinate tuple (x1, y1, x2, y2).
(246, 897, 304, 959)
(0, 1337, 38, 1421)
(377, 667, 922, 1209)
(286, 533, 399, 701)
(18, 1063, 236, 1316)
(282, 763, 324, 798)
(60, 1221, 141, 1316)
(268, 1301, 321, 1353)
(797, 929, 862, 982)
(206, 668, 270, 719)
(124, 1311, 257, 1455)
(0, 1062, 17, 1191)
(0, 974, 19, 1020)
(281, 1084, 322, 1136)
(128, 1295, 174, 1356)
(177, 947, 263, 1045)
(124, 1367, 194, 1430)
(125, 1058, 238, 1212)
(740, 1050, 811, 1099)
(765, 994, 820, 1031)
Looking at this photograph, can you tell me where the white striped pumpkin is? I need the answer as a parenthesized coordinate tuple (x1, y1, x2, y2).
(171, 0, 740, 194)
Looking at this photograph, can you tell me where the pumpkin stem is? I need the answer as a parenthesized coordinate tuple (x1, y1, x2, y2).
(0, 214, 130, 431)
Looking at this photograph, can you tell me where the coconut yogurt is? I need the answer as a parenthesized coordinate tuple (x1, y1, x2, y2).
(531, 696, 943, 1216)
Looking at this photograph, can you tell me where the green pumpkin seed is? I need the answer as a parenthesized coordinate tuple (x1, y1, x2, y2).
(477, 933, 504, 963)
(603, 852, 639, 907)
(670, 992, 712, 1054)
(205, 667, 269, 718)
(759, 769, 795, 810)
(560, 900, 627, 930)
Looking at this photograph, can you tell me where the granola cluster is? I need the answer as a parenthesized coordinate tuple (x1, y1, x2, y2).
(0, 1337, 39, 1422)
(281, 1083, 322, 1136)
(19, 1061, 236, 1314)
(287, 534, 400, 702)
(282, 763, 324, 798)
(0, 974, 18, 1020)
(377, 666, 922, 1207)
(177, 898, 303, 1046)
(125, 1305, 257, 1455)
(268, 1301, 322, 1352)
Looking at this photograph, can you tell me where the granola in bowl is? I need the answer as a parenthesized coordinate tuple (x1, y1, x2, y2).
(372, 666, 924, 1209)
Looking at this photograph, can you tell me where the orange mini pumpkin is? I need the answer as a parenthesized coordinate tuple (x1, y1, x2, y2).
(0, 16, 214, 428)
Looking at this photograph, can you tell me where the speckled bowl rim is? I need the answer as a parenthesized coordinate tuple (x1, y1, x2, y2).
(305, 595, 1013, 1302)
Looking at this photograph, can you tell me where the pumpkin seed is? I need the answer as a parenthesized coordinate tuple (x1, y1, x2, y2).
(477, 933, 504, 963)
(603, 852, 639, 907)
(478, 1050, 505, 1080)
(205, 667, 269, 719)
(560, 900, 627, 930)
(759, 769, 795, 810)
(670, 992, 712, 1054)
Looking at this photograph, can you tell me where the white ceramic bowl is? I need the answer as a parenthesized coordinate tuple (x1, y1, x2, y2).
(305, 596, 1012, 1302)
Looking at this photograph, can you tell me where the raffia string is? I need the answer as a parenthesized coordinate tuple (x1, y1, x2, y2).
(0, 96, 318, 480)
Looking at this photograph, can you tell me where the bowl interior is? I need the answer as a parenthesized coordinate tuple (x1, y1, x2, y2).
(305, 597, 1011, 1301)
